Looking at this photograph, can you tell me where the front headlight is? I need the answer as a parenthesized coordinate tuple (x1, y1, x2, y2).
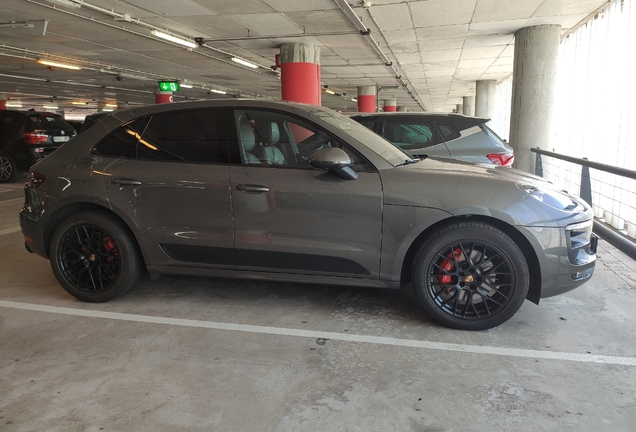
(516, 181, 581, 211)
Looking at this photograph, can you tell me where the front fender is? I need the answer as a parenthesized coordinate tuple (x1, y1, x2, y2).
(380, 205, 452, 281)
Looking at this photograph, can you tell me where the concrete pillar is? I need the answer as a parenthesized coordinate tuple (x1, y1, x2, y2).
(462, 96, 475, 116)
(117, 102, 130, 110)
(475, 80, 497, 119)
(456, 103, 463, 114)
(155, 88, 173, 104)
(509, 25, 561, 174)
(357, 86, 376, 112)
(397, 106, 407, 112)
(0, 93, 6, 110)
(383, 99, 397, 112)
(280, 43, 321, 106)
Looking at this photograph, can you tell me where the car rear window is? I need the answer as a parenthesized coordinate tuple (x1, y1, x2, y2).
(24, 114, 74, 131)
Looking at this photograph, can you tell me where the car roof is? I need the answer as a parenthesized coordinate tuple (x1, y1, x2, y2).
(349, 112, 490, 122)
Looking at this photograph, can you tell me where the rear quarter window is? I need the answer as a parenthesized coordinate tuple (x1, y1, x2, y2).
(93, 117, 148, 158)
(435, 122, 461, 141)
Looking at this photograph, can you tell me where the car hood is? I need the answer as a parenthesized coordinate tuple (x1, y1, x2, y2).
(379, 157, 592, 228)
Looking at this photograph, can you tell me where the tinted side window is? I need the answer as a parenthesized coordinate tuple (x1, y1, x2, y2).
(94, 117, 148, 158)
(354, 118, 376, 132)
(139, 109, 228, 164)
(0, 113, 23, 137)
(436, 122, 461, 141)
(382, 121, 436, 150)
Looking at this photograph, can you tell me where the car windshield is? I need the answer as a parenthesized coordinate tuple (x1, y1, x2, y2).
(310, 109, 412, 166)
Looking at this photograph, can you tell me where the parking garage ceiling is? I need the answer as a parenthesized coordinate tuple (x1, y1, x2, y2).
(1, 0, 608, 114)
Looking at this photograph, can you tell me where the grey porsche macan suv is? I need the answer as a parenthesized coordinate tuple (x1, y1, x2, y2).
(20, 100, 597, 330)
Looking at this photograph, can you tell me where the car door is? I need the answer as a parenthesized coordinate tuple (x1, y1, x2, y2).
(229, 109, 383, 279)
(100, 109, 237, 268)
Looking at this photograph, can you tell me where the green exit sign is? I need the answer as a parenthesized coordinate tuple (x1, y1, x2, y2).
(158, 81, 179, 92)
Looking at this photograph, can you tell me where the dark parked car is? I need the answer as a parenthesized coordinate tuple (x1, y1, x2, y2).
(0, 110, 76, 183)
(20, 100, 596, 330)
(350, 112, 514, 166)
(65, 120, 84, 132)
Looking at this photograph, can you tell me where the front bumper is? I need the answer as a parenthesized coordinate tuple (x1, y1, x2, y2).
(521, 224, 597, 299)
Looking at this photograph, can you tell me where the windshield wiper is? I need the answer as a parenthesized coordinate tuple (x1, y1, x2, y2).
(394, 158, 421, 167)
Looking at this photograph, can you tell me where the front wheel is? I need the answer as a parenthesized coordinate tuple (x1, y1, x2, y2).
(412, 222, 529, 330)
(50, 211, 144, 302)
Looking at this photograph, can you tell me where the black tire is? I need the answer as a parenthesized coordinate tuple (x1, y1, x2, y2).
(412, 222, 529, 330)
(0, 153, 20, 183)
(49, 211, 144, 302)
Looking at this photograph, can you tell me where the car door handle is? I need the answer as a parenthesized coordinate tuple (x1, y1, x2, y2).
(236, 184, 270, 194)
(111, 178, 142, 186)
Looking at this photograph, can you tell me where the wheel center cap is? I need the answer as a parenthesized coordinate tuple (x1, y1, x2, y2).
(89, 253, 96, 262)
(464, 275, 474, 283)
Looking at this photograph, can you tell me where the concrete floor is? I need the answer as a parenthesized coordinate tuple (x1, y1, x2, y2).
(1, 179, 635, 432)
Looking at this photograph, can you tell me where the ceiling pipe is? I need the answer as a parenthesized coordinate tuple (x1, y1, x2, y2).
(199, 30, 361, 42)
(333, 0, 425, 110)
(26, 0, 277, 79)
(364, 6, 427, 111)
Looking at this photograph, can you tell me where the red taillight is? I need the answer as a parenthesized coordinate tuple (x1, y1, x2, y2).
(26, 171, 46, 187)
(21, 132, 48, 145)
(487, 153, 514, 167)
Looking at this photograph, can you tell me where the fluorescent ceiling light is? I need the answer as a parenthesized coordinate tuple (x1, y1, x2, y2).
(105, 103, 118, 107)
(180, 83, 193, 88)
(101, 109, 114, 112)
(117, 72, 153, 81)
(71, 101, 87, 105)
(209, 89, 226, 94)
(37, 59, 82, 70)
(231, 57, 258, 69)
(6, 103, 23, 108)
(324, 89, 336, 95)
(151, 30, 197, 49)
(46, 0, 82, 8)
(43, 105, 59, 109)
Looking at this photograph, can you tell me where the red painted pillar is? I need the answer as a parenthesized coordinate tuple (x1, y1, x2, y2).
(280, 43, 321, 106)
(357, 86, 376, 112)
(0, 93, 6, 110)
(155, 89, 173, 104)
(383, 99, 397, 112)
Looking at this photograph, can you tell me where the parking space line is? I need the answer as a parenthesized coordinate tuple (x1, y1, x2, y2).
(0, 227, 22, 236)
(1, 300, 634, 366)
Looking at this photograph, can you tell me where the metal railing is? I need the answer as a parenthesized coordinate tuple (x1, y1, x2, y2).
(532, 148, 636, 260)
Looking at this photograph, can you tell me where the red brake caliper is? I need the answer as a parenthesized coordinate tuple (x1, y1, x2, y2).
(438, 247, 462, 289)
(102, 236, 118, 262)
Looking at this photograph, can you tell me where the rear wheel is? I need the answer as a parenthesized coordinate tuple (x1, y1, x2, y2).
(412, 222, 529, 330)
(50, 211, 144, 302)
(0, 153, 20, 183)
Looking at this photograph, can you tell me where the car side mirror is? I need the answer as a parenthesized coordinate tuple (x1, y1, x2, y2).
(308, 148, 358, 180)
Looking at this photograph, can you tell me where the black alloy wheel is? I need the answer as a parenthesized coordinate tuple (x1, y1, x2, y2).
(0, 154, 19, 183)
(50, 212, 143, 302)
(413, 222, 529, 330)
